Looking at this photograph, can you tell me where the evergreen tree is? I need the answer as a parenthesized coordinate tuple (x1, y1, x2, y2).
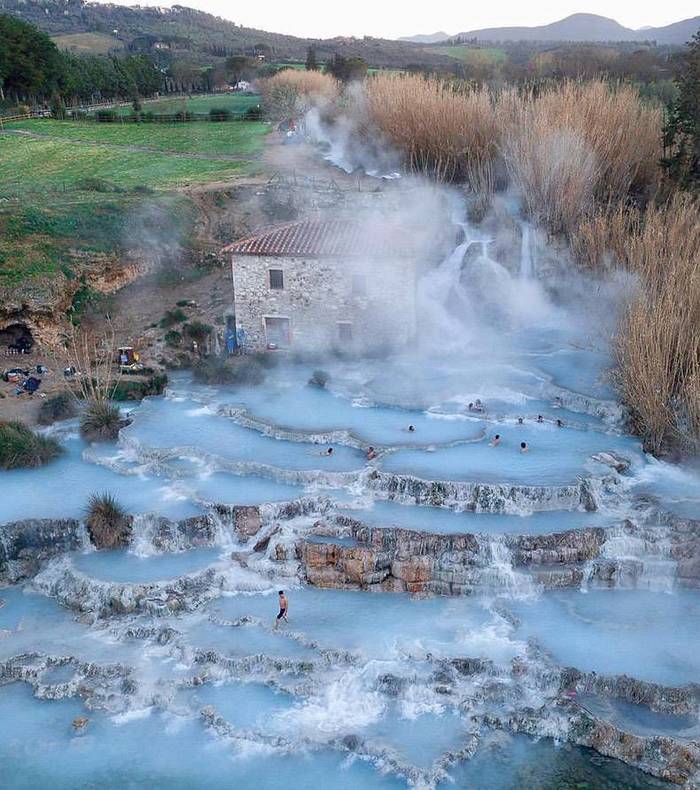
(305, 46, 318, 71)
(663, 31, 700, 189)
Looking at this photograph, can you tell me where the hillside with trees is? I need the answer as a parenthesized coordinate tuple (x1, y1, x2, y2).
(0, 0, 454, 68)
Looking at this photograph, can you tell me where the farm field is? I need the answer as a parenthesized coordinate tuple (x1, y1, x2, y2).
(94, 93, 262, 116)
(51, 32, 123, 54)
(429, 45, 507, 64)
(4, 119, 270, 157)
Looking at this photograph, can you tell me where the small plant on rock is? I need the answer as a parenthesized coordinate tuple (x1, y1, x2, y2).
(164, 330, 183, 348)
(85, 492, 131, 549)
(0, 421, 63, 469)
(160, 308, 187, 328)
(80, 401, 125, 442)
(38, 392, 78, 425)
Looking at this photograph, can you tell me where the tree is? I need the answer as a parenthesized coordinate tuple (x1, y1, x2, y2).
(663, 31, 700, 189)
(326, 54, 368, 83)
(0, 14, 63, 102)
(225, 55, 255, 86)
(305, 47, 318, 71)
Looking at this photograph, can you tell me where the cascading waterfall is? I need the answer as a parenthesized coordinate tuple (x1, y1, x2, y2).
(519, 222, 535, 279)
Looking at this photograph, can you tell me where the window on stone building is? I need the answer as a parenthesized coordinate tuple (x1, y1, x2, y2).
(337, 322, 353, 343)
(351, 274, 367, 295)
(269, 269, 284, 289)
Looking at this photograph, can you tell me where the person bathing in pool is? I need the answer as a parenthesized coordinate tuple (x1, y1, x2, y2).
(490, 434, 501, 447)
(320, 447, 333, 456)
(274, 590, 288, 629)
(520, 441, 529, 453)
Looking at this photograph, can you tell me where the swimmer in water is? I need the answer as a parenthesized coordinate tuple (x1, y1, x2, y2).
(320, 447, 333, 456)
(537, 415, 544, 423)
(520, 441, 529, 453)
(556, 418, 563, 427)
(490, 434, 501, 447)
(517, 417, 523, 425)
(367, 446, 377, 460)
(407, 425, 416, 433)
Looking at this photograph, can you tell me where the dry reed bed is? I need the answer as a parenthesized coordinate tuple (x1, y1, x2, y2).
(259, 70, 339, 121)
(575, 196, 700, 453)
(365, 74, 663, 235)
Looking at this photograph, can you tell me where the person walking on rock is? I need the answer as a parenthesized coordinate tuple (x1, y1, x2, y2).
(274, 590, 289, 628)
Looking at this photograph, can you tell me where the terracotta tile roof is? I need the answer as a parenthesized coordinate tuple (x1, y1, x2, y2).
(222, 219, 414, 258)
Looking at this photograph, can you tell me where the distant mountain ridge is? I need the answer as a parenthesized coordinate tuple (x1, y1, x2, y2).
(401, 13, 700, 46)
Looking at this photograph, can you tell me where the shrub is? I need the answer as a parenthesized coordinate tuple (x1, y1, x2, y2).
(80, 401, 124, 442)
(85, 492, 131, 549)
(109, 374, 168, 402)
(95, 110, 117, 123)
(184, 320, 213, 344)
(164, 330, 183, 348)
(308, 369, 329, 388)
(192, 356, 266, 386)
(209, 107, 232, 121)
(160, 308, 187, 328)
(37, 392, 77, 426)
(0, 421, 62, 469)
(176, 299, 194, 307)
(77, 177, 122, 193)
(244, 104, 263, 120)
(192, 356, 235, 385)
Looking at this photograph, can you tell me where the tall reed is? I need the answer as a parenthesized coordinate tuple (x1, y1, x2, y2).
(576, 196, 700, 452)
(365, 73, 500, 186)
(499, 81, 662, 235)
(365, 75, 663, 235)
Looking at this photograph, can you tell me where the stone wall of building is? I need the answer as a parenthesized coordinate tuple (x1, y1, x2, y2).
(231, 254, 417, 353)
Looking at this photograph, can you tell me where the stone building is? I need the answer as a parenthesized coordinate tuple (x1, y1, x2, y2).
(223, 218, 420, 353)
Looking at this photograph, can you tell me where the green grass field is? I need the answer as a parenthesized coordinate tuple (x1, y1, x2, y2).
(430, 46, 507, 65)
(0, 136, 251, 195)
(0, 109, 269, 308)
(5, 119, 270, 157)
(100, 93, 262, 117)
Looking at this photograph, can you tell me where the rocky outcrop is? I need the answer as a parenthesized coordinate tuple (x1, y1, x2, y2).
(0, 518, 86, 583)
(30, 556, 263, 618)
(297, 522, 607, 594)
(499, 702, 700, 785)
(365, 470, 599, 512)
(560, 667, 700, 716)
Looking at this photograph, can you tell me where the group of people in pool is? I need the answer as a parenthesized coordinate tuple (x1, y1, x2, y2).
(491, 413, 564, 452)
(316, 405, 565, 460)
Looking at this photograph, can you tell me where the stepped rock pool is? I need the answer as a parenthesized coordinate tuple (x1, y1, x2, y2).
(2, 235, 700, 787)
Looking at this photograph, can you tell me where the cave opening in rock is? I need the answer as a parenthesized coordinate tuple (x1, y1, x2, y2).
(0, 323, 34, 353)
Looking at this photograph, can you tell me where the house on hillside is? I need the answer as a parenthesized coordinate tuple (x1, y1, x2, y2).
(223, 218, 420, 353)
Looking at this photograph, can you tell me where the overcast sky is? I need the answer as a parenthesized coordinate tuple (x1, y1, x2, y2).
(106, 1, 699, 38)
